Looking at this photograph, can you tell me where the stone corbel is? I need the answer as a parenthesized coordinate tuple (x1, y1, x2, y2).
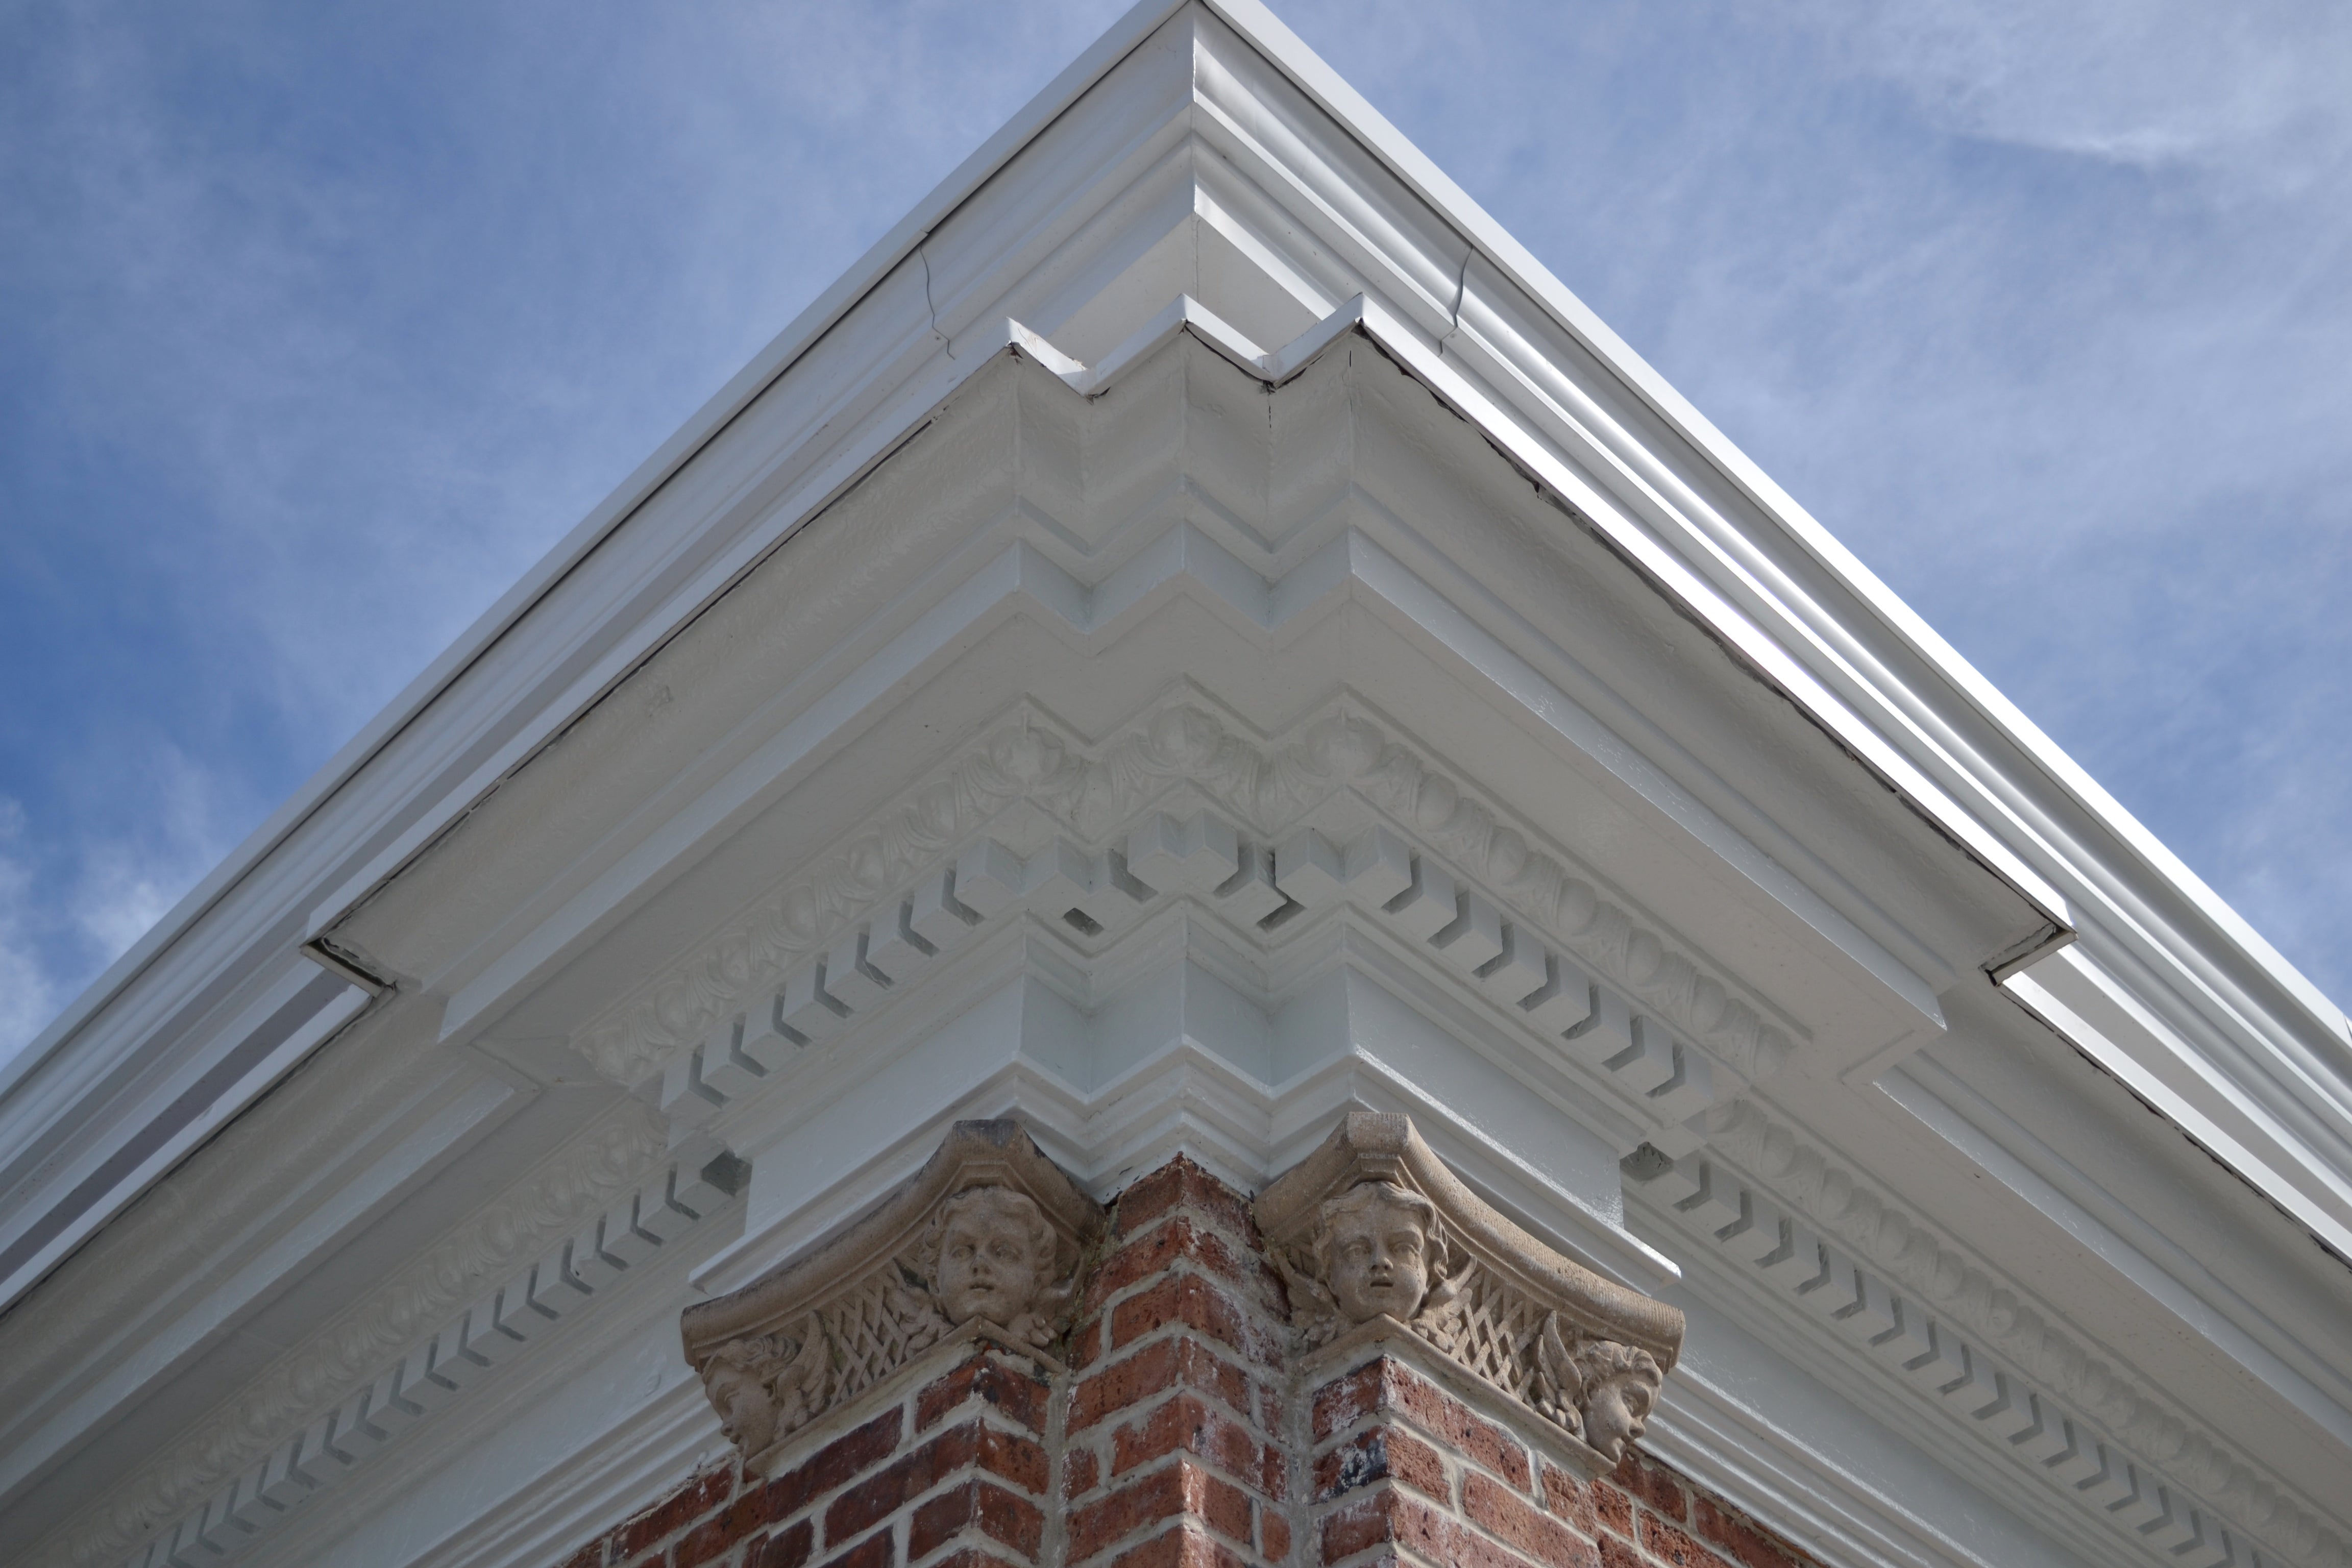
(681, 1120, 1104, 1465)
(1256, 1112, 1683, 1470)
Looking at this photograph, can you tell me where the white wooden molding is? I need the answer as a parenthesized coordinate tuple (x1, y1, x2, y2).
(31, 1105, 728, 1568)
(1629, 1097, 2343, 1568)
(581, 690, 1802, 1144)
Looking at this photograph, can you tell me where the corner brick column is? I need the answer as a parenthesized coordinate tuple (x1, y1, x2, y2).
(1063, 1160, 1292, 1568)
(552, 1156, 1825, 1568)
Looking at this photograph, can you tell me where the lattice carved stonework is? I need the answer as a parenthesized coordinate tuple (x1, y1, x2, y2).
(681, 1120, 1105, 1466)
(1256, 1112, 1685, 1469)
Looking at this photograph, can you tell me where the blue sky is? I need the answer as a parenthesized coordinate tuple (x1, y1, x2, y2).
(2, 0, 2346, 1058)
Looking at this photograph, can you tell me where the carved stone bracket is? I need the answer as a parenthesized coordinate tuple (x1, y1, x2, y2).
(1256, 1112, 1684, 1469)
(681, 1121, 1105, 1466)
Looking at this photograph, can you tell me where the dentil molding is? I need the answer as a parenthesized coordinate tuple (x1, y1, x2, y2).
(582, 692, 1798, 1129)
(49, 1100, 727, 1568)
(1633, 1096, 2343, 1568)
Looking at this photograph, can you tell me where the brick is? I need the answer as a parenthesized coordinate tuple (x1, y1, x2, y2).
(1110, 1524, 1254, 1568)
(752, 1521, 814, 1568)
(1087, 1218, 1278, 1313)
(1640, 1512, 1724, 1568)
(768, 1408, 906, 1520)
(919, 1355, 1050, 1435)
(1611, 1451, 1688, 1524)
(1110, 1394, 1284, 1498)
(1597, 1535, 1646, 1568)
(1692, 1497, 1816, 1568)
(712, 1482, 780, 1549)
(819, 1531, 894, 1568)
(822, 1421, 1047, 1545)
(1463, 1472, 1596, 1568)
(678, 1504, 761, 1568)
(1312, 1427, 1448, 1505)
(909, 1479, 1046, 1561)
(1591, 1480, 1634, 1540)
(978, 1427, 1053, 1496)
(1259, 1506, 1291, 1564)
(1110, 1276, 1281, 1368)
(617, 1465, 736, 1558)
(1074, 1339, 1182, 1431)
(1066, 1445, 1101, 1501)
(1071, 1464, 1183, 1561)
(1197, 1470, 1257, 1546)
(826, 1428, 971, 1543)
(1537, 1464, 1593, 1536)
(1073, 1338, 1265, 1433)
(1113, 1160, 1258, 1244)
(1067, 1458, 1255, 1562)
(1069, 1313, 1109, 1370)
(557, 1541, 609, 1568)
(1317, 1490, 1462, 1567)
(1310, 1360, 1530, 1491)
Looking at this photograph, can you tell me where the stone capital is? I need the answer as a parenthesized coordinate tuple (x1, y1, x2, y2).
(681, 1119, 1104, 1464)
(1256, 1111, 1683, 1465)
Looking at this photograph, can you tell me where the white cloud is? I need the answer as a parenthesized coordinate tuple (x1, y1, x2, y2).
(1804, 0, 2352, 194)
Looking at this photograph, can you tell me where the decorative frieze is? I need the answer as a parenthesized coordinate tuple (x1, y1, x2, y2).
(1258, 1112, 1684, 1468)
(611, 695, 1796, 1162)
(1639, 1096, 2333, 1568)
(81, 1108, 730, 1568)
(681, 1119, 1105, 1464)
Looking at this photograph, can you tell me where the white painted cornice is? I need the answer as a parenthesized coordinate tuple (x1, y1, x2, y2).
(14, 0, 2341, 1348)
(1636, 1096, 2347, 1568)
(30, 1103, 728, 1568)
(6, 8, 2345, 1568)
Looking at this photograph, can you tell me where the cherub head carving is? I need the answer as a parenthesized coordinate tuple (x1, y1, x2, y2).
(925, 1184, 1068, 1347)
(702, 1335, 782, 1454)
(1573, 1339, 1662, 1461)
(1314, 1180, 1444, 1325)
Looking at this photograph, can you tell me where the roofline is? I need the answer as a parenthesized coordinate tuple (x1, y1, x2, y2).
(11, 0, 2340, 1103)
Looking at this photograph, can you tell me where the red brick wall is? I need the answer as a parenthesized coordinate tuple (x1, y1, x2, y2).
(1305, 1354, 1820, 1568)
(552, 1158, 1823, 1568)
(557, 1346, 1052, 1568)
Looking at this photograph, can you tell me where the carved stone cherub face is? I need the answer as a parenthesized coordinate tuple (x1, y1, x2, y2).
(933, 1185, 1059, 1332)
(703, 1337, 779, 1453)
(1316, 1181, 1440, 1325)
(1576, 1342, 1662, 1461)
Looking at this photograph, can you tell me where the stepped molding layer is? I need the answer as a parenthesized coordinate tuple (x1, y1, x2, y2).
(582, 694, 1798, 1125)
(37, 1102, 718, 1568)
(1634, 1096, 2346, 1568)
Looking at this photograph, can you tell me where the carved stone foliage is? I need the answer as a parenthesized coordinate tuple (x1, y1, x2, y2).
(580, 694, 1795, 1090)
(1256, 1112, 1684, 1466)
(682, 1120, 1104, 1464)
